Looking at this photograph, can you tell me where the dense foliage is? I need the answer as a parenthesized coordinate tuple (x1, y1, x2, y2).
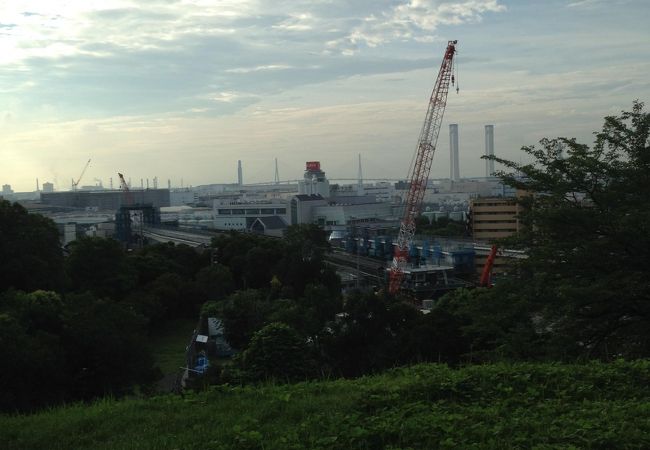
(0, 202, 63, 292)
(460, 101, 650, 360)
(414, 215, 467, 237)
(0, 289, 158, 411)
(2, 361, 648, 449)
(0, 204, 216, 411)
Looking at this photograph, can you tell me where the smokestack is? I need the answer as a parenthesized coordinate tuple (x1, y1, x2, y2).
(485, 125, 495, 177)
(357, 154, 364, 195)
(237, 160, 243, 186)
(449, 124, 460, 181)
(274, 158, 279, 185)
(168, 179, 171, 189)
(36, 178, 40, 192)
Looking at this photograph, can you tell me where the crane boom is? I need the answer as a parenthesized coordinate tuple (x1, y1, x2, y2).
(117, 172, 134, 205)
(389, 40, 457, 294)
(479, 245, 498, 287)
(72, 158, 91, 191)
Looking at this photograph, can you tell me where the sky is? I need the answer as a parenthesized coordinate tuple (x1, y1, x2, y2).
(1, 0, 649, 192)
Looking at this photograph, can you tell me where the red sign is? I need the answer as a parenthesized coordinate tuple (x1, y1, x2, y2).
(306, 161, 321, 171)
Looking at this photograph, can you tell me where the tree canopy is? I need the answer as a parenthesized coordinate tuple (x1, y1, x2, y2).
(0, 201, 64, 292)
(477, 101, 650, 359)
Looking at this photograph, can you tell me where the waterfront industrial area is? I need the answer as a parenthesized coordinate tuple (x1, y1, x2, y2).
(2, 121, 522, 300)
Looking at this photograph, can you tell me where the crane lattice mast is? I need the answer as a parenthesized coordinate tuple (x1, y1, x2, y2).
(117, 172, 135, 205)
(389, 40, 457, 294)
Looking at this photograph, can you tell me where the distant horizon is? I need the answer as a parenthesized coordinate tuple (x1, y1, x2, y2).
(2, 0, 648, 192)
(6, 171, 509, 194)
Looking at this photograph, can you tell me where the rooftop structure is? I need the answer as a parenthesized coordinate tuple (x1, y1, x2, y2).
(298, 161, 330, 198)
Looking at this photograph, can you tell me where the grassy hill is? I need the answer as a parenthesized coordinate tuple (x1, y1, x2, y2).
(2, 361, 649, 449)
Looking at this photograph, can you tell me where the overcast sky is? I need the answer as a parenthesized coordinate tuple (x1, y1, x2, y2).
(1, 0, 648, 192)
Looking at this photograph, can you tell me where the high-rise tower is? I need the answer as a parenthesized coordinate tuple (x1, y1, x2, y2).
(449, 124, 460, 181)
(237, 160, 243, 186)
(485, 125, 495, 177)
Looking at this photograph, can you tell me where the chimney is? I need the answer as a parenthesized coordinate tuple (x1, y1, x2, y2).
(449, 124, 460, 181)
(237, 160, 243, 186)
(485, 125, 495, 177)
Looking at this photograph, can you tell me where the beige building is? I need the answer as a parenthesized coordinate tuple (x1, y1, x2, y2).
(470, 197, 520, 241)
(470, 196, 522, 277)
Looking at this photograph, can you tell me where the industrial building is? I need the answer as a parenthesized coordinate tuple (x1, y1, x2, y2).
(470, 196, 522, 277)
(210, 161, 396, 235)
(40, 189, 170, 210)
(298, 161, 330, 198)
(213, 199, 289, 231)
(469, 196, 521, 241)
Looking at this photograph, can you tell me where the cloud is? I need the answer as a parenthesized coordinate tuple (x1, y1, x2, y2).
(3, 0, 648, 191)
(326, 0, 506, 54)
(225, 64, 293, 74)
(0, 1, 508, 122)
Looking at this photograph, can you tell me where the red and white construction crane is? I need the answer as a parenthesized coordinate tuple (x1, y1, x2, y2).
(388, 40, 458, 295)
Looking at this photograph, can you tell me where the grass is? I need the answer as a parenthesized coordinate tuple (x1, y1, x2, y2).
(148, 318, 197, 376)
(2, 360, 649, 449)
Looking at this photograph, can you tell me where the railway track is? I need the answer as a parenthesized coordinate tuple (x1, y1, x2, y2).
(325, 250, 388, 281)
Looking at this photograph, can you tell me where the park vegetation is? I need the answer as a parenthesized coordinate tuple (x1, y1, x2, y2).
(1, 361, 649, 449)
(0, 103, 648, 444)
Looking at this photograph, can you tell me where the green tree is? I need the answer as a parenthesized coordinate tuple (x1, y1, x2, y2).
(0, 201, 64, 292)
(486, 101, 650, 359)
(436, 287, 543, 362)
(415, 215, 467, 237)
(219, 290, 271, 349)
(61, 292, 160, 399)
(0, 291, 68, 411)
(241, 322, 314, 382)
(65, 236, 136, 299)
(194, 265, 235, 302)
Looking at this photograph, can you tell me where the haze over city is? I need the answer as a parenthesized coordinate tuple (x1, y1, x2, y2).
(1, 0, 649, 192)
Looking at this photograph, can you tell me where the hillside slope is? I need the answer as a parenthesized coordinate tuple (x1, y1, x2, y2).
(2, 361, 649, 449)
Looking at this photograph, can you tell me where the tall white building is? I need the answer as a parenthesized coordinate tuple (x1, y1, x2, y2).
(298, 161, 330, 198)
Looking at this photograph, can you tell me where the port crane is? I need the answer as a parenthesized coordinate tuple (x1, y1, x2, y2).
(388, 40, 458, 294)
(117, 172, 134, 205)
(71, 159, 91, 191)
